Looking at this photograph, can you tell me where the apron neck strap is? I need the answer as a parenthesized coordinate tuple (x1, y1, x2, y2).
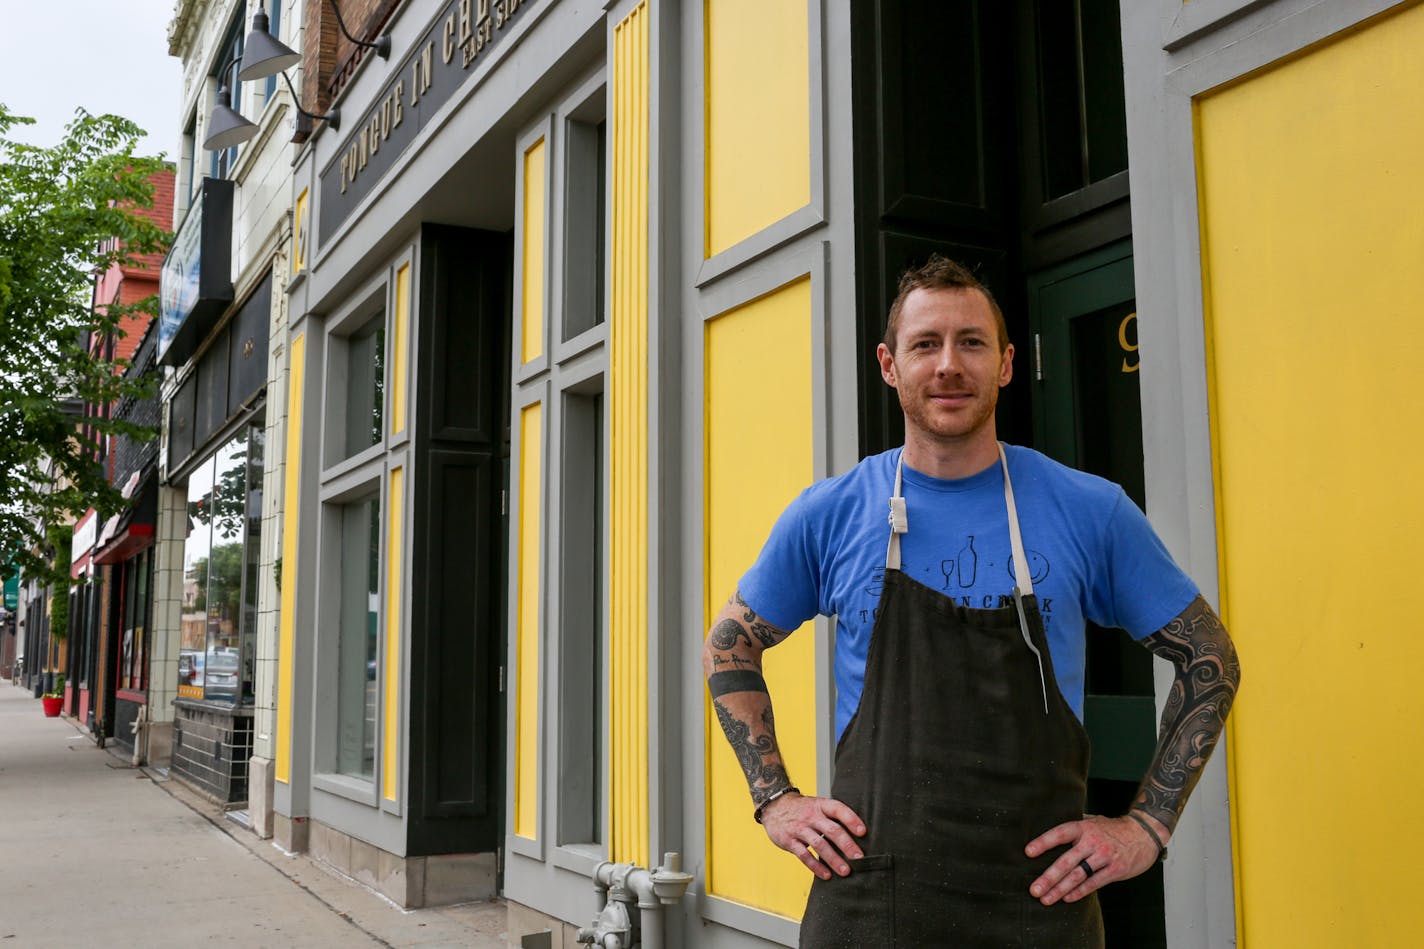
(884, 444, 1031, 596)
(886, 452, 908, 570)
(998, 442, 1033, 598)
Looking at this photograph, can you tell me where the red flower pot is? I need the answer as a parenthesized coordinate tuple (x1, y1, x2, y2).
(41, 696, 63, 717)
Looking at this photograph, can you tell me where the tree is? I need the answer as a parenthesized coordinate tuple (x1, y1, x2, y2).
(0, 105, 170, 587)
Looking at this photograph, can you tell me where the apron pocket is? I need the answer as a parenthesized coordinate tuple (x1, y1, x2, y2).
(799, 854, 896, 949)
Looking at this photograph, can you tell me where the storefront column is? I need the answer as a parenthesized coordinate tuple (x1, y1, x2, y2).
(250, 245, 292, 839)
(145, 484, 189, 766)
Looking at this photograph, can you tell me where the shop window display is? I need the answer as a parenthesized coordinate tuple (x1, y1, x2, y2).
(179, 424, 264, 703)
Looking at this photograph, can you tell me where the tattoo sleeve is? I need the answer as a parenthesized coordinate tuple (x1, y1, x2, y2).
(1135, 595, 1242, 832)
(703, 591, 796, 808)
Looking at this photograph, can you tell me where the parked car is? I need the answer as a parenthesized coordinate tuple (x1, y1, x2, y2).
(205, 647, 240, 700)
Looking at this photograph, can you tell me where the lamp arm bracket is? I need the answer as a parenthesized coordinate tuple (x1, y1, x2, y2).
(328, 0, 392, 58)
(281, 70, 340, 132)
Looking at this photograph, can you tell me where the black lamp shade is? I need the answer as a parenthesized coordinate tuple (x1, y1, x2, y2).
(203, 84, 258, 151)
(238, 10, 301, 82)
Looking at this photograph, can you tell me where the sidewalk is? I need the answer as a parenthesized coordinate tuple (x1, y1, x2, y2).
(0, 680, 509, 947)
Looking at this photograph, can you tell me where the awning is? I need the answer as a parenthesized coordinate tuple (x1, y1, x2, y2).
(92, 476, 158, 566)
(92, 524, 155, 565)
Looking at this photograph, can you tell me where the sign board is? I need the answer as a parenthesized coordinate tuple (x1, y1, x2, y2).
(3, 573, 16, 612)
(318, 0, 538, 244)
(159, 177, 234, 366)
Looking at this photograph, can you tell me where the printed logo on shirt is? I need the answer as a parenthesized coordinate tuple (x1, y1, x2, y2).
(858, 537, 1057, 627)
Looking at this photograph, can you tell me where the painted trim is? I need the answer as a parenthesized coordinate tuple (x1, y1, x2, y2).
(702, 0, 815, 258)
(1159, 0, 1275, 51)
(702, 274, 817, 918)
(515, 400, 544, 841)
(522, 136, 549, 365)
(1118, 1, 1408, 944)
(391, 262, 411, 436)
(381, 464, 404, 803)
(701, 895, 801, 947)
(609, 0, 650, 870)
(275, 331, 305, 785)
(293, 187, 309, 274)
(694, 0, 826, 287)
(312, 770, 379, 807)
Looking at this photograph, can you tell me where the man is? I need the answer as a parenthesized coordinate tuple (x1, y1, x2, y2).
(703, 256, 1241, 947)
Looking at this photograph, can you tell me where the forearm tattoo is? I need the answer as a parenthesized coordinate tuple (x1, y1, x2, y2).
(1136, 595, 1242, 832)
(705, 592, 795, 806)
(713, 702, 791, 807)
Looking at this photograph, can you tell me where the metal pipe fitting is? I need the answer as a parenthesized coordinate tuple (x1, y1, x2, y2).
(576, 853, 694, 949)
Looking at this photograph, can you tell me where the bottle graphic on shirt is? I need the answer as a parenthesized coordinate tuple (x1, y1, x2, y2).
(956, 536, 977, 588)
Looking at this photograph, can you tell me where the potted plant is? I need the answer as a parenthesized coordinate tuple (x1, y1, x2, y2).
(41, 673, 65, 717)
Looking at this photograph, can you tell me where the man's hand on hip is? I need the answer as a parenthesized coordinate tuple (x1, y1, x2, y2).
(1024, 812, 1169, 905)
(760, 792, 868, 881)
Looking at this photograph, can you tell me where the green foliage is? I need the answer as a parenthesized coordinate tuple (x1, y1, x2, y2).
(0, 105, 171, 588)
(45, 672, 65, 699)
(45, 526, 70, 641)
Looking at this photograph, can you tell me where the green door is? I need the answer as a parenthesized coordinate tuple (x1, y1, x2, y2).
(1028, 240, 1165, 948)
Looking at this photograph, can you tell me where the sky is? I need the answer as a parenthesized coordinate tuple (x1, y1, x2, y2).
(0, 1, 182, 158)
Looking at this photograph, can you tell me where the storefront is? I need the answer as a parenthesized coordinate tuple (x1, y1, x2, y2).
(269, 0, 1423, 945)
(278, 0, 600, 910)
(92, 324, 163, 754)
(157, 173, 272, 801)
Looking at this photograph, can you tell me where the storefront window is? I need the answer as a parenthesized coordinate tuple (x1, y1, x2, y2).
(337, 493, 381, 778)
(344, 316, 385, 458)
(179, 456, 215, 698)
(179, 423, 264, 704)
(120, 548, 152, 691)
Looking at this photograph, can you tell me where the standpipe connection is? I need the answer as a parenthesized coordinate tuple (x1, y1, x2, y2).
(575, 852, 695, 949)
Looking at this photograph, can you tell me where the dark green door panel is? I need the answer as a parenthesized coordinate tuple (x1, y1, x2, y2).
(1028, 241, 1166, 948)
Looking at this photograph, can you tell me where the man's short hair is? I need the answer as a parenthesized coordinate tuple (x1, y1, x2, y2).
(883, 255, 1009, 353)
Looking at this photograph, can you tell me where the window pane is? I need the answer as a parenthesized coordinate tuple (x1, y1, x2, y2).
(344, 317, 385, 457)
(337, 494, 380, 778)
(241, 423, 264, 702)
(137, 549, 151, 691)
(562, 113, 607, 340)
(557, 389, 603, 844)
(180, 457, 216, 698)
(204, 430, 249, 705)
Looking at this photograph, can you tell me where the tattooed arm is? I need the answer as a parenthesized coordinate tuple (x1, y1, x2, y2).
(1133, 594, 1242, 833)
(703, 591, 865, 880)
(1026, 594, 1241, 906)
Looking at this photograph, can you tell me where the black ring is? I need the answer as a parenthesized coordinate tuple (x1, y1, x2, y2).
(1078, 858, 1095, 878)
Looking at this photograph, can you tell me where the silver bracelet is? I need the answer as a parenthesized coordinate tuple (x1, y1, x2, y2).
(753, 785, 800, 824)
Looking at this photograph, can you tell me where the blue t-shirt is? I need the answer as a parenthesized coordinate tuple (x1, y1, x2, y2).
(739, 445, 1199, 742)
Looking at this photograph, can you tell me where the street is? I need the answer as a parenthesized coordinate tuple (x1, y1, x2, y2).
(0, 681, 509, 947)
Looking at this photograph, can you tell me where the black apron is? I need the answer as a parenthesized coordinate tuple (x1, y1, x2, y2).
(800, 445, 1103, 948)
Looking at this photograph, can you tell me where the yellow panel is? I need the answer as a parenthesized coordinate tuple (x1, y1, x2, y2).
(610, 1, 650, 868)
(704, 275, 816, 917)
(521, 138, 546, 364)
(704, 0, 810, 257)
(514, 402, 543, 839)
(382, 466, 404, 802)
(293, 188, 307, 274)
(1195, 6, 1424, 945)
(275, 332, 305, 784)
(391, 263, 410, 436)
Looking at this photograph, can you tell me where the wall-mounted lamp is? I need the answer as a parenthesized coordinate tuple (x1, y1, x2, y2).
(203, 2, 391, 151)
(202, 82, 258, 151)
